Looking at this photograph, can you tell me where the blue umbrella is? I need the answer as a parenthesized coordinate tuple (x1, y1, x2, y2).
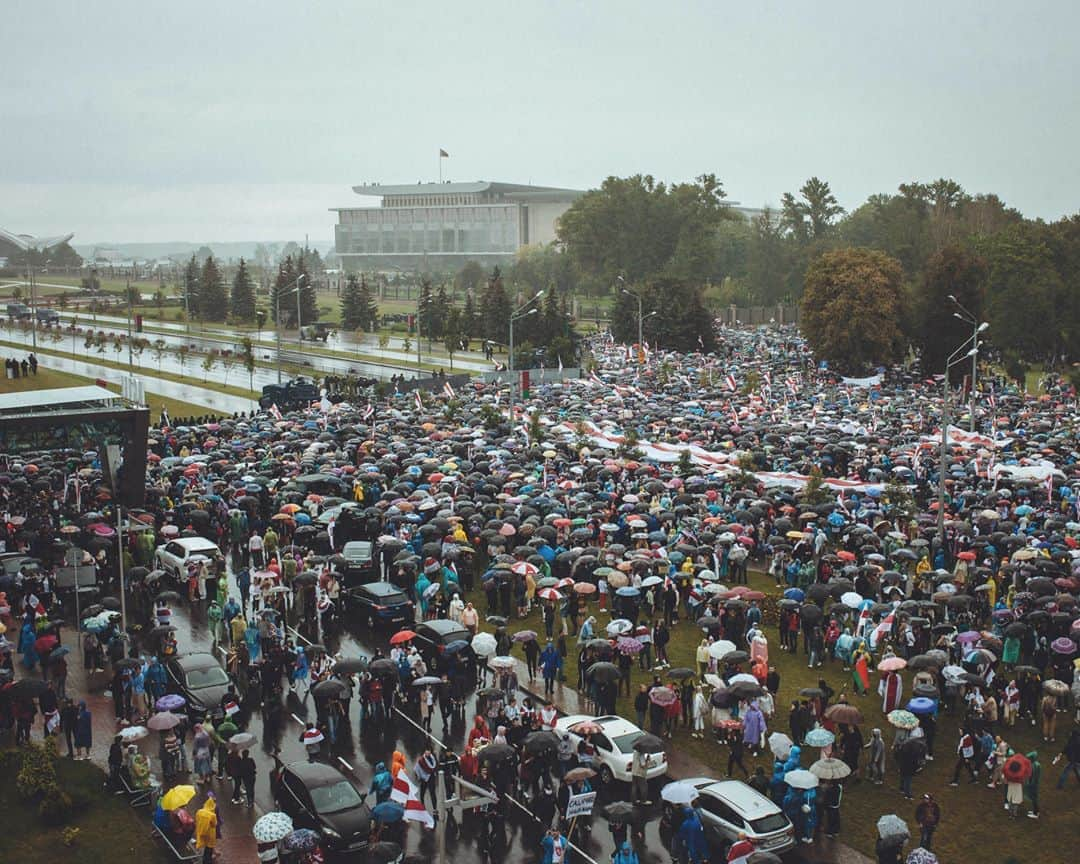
(444, 640, 470, 655)
(615, 586, 640, 598)
(783, 588, 805, 601)
(372, 801, 404, 823)
(282, 828, 320, 852)
(906, 697, 936, 715)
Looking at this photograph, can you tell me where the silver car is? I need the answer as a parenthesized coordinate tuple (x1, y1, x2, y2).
(679, 777, 795, 855)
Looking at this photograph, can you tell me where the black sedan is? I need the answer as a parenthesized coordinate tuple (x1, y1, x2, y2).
(412, 619, 471, 671)
(343, 581, 414, 628)
(165, 652, 231, 720)
(273, 760, 373, 854)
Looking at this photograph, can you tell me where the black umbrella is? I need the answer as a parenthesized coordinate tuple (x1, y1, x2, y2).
(366, 841, 403, 863)
(333, 657, 369, 674)
(10, 678, 50, 697)
(666, 667, 696, 680)
(587, 661, 621, 684)
(727, 681, 764, 700)
(601, 801, 653, 824)
(724, 650, 750, 664)
(478, 742, 516, 766)
(632, 733, 665, 754)
(523, 730, 559, 757)
(154, 591, 183, 603)
(800, 605, 823, 624)
(312, 679, 347, 699)
(368, 658, 398, 677)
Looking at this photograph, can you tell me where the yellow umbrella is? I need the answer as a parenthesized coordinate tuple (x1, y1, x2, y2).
(0, 622, 6, 635)
(160, 784, 197, 810)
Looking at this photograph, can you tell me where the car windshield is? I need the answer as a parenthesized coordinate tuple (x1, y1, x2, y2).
(749, 812, 789, 834)
(185, 666, 229, 689)
(610, 731, 643, 753)
(310, 779, 364, 814)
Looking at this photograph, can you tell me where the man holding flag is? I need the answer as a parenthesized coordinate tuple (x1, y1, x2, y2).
(390, 761, 435, 828)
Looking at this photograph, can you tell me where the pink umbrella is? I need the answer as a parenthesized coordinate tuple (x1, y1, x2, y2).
(648, 686, 677, 706)
(617, 636, 643, 655)
(957, 631, 981, 642)
(1051, 637, 1076, 655)
(878, 657, 908, 672)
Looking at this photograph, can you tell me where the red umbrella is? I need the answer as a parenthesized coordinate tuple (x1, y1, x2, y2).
(1002, 753, 1032, 783)
(35, 634, 59, 653)
(389, 630, 416, 645)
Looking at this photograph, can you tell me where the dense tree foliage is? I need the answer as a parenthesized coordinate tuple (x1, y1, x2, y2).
(270, 254, 316, 326)
(229, 258, 256, 322)
(199, 255, 227, 322)
(801, 248, 905, 373)
(611, 278, 717, 354)
(910, 245, 987, 377)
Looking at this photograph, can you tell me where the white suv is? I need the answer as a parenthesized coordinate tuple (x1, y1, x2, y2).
(674, 777, 795, 856)
(154, 538, 223, 580)
(554, 714, 669, 785)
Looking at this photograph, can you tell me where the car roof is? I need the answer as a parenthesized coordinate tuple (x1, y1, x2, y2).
(285, 760, 353, 789)
(343, 541, 373, 553)
(172, 537, 219, 550)
(356, 582, 402, 597)
(556, 714, 640, 736)
(172, 652, 221, 670)
(700, 780, 783, 817)
(418, 619, 468, 636)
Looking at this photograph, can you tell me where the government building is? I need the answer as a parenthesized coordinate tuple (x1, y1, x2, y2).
(331, 181, 584, 272)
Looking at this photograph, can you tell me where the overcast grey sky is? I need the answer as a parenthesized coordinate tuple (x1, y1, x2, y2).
(3, 1, 1078, 244)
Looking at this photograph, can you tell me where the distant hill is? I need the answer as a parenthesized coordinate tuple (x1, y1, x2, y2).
(72, 240, 333, 262)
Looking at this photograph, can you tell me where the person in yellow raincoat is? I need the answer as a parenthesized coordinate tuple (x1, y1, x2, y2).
(194, 793, 217, 863)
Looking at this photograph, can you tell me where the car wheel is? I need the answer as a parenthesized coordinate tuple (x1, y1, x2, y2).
(598, 765, 614, 786)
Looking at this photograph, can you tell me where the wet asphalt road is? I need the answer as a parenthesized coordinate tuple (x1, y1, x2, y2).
(154, 567, 699, 864)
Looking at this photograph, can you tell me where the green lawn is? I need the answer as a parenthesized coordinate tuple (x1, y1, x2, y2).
(0, 363, 219, 421)
(0, 749, 168, 864)
(466, 566, 1077, 864)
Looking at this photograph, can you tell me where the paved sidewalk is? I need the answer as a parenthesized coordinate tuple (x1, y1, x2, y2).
(29, 624, 259, 862)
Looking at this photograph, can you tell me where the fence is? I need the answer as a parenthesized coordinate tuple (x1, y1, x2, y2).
(716, 304, 800, 326)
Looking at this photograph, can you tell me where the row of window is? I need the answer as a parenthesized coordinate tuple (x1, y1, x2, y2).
(339, 205, 518, 224)
(336, 224, 518, 254)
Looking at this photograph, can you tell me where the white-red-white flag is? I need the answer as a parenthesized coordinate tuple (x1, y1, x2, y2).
(269, 403, 283, 420)
(390, 770, 434, 828)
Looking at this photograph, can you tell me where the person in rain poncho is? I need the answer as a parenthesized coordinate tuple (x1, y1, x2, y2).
(290, 646, 309, 700)
(579, 616, 596, 642)
(612, 839, 639, 864)
(866, 727, 886, 784)
(742, 700, 767, 755)
(194, 793, 217, 863)
(370, 760, 392, 802)
(674, 805, 708, 864)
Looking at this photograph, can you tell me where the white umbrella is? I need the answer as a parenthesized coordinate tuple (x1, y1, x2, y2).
(119, 725, 149, 742)
(606, 619, 634, 637)
(783, 769, 819, 790)
(841, 591, 863, 609)
(728, 673, 758, 685)
(768, 732, 793, 759)
(471, 633, 497, 657)
(697, 569, 718, 582)
(876, 813, 909, 842)
(704, 674, 725, 689)
(708, 640, 737, 660)
(488, 655, 515, 670)
(660, 782, 699, 805)
(702, 583, 726, 595)
(810, 757, 852, 780)
(640, 575, 663, 588)
(253, 812, 294, 843)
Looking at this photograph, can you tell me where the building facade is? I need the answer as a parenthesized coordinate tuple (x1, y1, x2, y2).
(332, 181, 583, 272)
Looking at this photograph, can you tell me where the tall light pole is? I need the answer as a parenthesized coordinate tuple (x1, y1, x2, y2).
(275, 275, 305, 384)
(938, 342, 979, 542)
(948, 294, 988, 432)
(295, 273, 307, 347)
(508, 291, 543, 420)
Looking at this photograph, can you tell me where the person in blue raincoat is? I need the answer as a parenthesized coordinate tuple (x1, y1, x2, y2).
(835, 629, 855, 669)
(674, 805, 708, 864)
(244, 620, 261, 662)
(416, 572, 432, 618)
(611, 840, 639, 864)
(19, 621, 39, 669)
(146, 656, 168, 703)
(797, 785, 818, 842)
(770, 757, 788, 803)
(369, 760, 392, 802)
(290, 646, 309, 700)
(783, 744, 802, 774)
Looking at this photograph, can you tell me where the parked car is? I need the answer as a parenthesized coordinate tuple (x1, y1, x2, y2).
(35, 308, 60, 325)
(272, 760, 373, 854)
(342, 580, 413, 628)
(340, 540, 377, 584)
(554, 714, 669, 785)
(6, 303, 31, 320)
(668, 777, 796, 856)
(412, 619, 471, 671)
(154, 537, 223, 581)
(164, 652, 231, 721)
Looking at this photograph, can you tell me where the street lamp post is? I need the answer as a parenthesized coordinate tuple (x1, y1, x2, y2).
(948, 295, 988, 432)
(275, 275, 305, 384)
(508, 292, 543, 420)
(937, 343, 980, 542)
(619, 279, 646, 364)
